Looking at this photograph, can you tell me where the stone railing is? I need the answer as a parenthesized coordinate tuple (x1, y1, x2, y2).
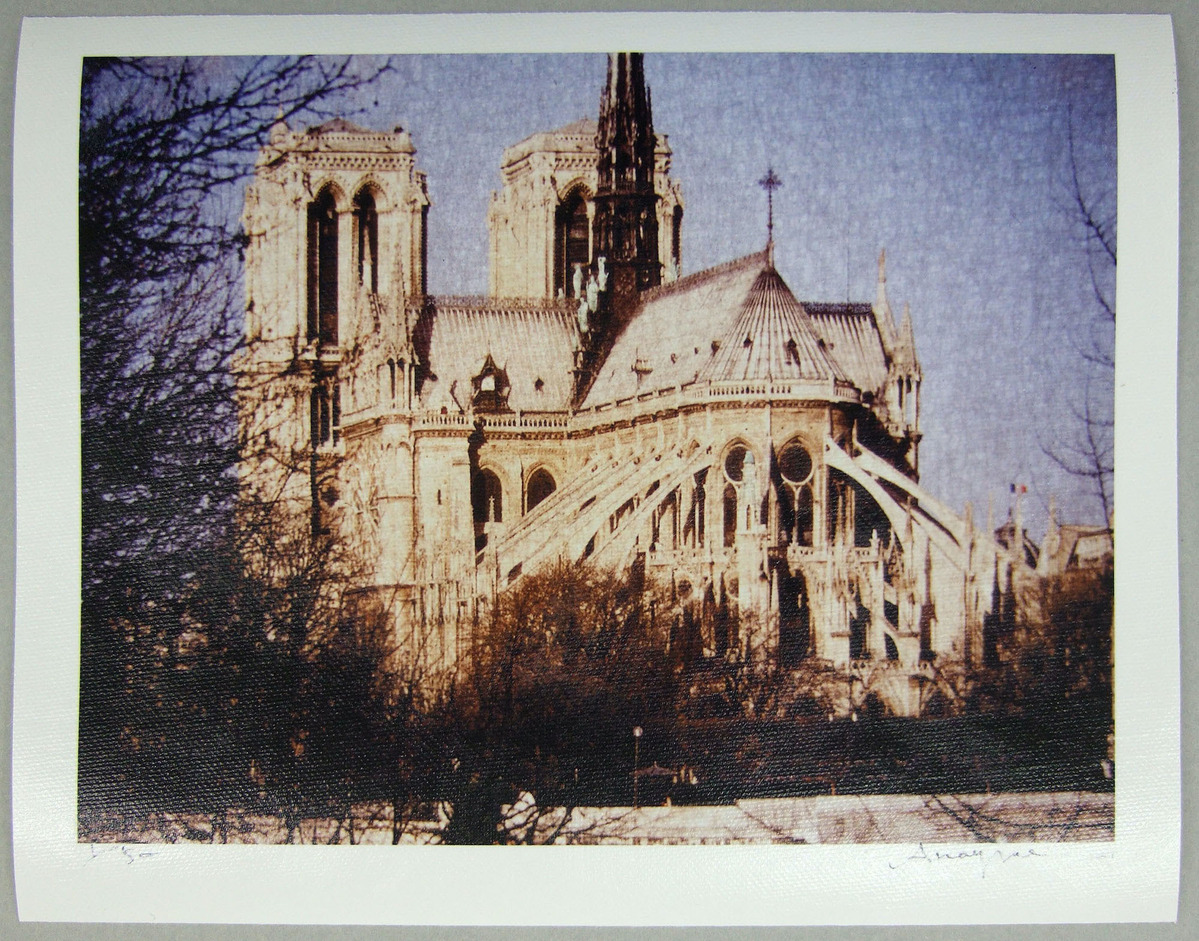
(412, 411, 470, 430)
(479, 411, 571, 431)
(357, 376, 861, 436)
(408, 409, 572, 433)
(573, 377, 860, 432)
(784, 544, 881, 566)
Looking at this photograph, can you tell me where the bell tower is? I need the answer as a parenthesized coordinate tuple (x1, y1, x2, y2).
(591, 53, 662, 329)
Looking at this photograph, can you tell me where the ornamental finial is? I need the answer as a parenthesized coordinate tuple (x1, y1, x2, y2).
(758, 167, 782, 250)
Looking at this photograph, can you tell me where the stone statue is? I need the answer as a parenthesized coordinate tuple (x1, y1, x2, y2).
(586, 272, 599, 313)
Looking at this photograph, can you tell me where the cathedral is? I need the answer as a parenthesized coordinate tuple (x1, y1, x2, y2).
(237, 53, 1017, 718)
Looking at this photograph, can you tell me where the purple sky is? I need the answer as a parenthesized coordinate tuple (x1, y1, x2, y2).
(316, 53, 1116, 533)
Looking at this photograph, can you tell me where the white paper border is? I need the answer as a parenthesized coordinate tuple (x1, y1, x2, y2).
(12, 12, 1180, 925)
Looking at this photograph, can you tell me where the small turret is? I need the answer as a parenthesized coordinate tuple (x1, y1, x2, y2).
(873, 248, 899, 354)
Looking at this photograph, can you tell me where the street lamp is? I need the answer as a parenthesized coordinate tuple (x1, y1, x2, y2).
(632, 726, 643, 809)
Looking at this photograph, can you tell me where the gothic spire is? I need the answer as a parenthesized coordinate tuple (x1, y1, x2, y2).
(593, 53, 662, 308)
(575, 53, 664, 405)
(596, 53, 657, 199)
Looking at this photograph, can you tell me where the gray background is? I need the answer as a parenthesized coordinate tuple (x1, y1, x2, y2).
(1, 1, 1191, 939)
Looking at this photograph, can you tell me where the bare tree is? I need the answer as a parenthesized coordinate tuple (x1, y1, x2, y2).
(1043, 111, 1116, 524)
(432, 560, 677, 843)
(78, 55, 395, 816)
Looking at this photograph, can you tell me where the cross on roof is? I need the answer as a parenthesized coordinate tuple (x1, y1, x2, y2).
(758, 167, 782, 245)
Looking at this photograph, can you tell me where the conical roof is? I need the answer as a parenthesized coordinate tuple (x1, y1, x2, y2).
(702, 265, 848, 383)
(581, 250, 858, 407)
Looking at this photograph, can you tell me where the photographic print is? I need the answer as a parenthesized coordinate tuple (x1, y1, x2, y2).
(13, 12, 1179, 925)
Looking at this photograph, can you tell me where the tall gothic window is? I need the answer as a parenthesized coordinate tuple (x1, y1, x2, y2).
(307, 188, 339, 346)
(723, 484, 738, 548)
(672, 205, 683, 271)
(353, 189, 379, 294)
(555, 191, 590, 297)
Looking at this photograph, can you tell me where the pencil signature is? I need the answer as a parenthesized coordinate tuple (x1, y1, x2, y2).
(888, 842, 1046, 879)
(87, 843, 158, 865)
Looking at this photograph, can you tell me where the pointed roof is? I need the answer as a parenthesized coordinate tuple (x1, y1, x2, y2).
(891, 302, 921, 375)
(582, 250, 854, 406)
(702, 266, 847, 383)
(581, 251, 766, 405)
(596, 53, 657, 197)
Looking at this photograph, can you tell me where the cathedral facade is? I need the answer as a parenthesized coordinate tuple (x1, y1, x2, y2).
(238, 54, 1015, 717)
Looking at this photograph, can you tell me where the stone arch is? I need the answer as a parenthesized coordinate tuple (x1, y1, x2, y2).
(722, 483, 738, 548)
(774, 436, 817, 547)
(720, 440, 757, 545)
(471, 466, 504, 552)
(380, 439, 412, 494)
(472, 462, 511, 521)
(555, 181, 593, 297)
(352, 176, 391, 212)
(307, 183, 343, 345)
(309, 177, 349, 212)
(721, 440, 755, 485)
(351, 182, 385, 293)
(524, 465, 558, 513)
(827, 468, 892, 548)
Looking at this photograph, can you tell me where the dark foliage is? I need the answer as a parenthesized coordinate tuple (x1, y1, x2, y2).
(78, 55, 394, 817)
(434, 560, 678, 842)
(977, 566, 1114, 722)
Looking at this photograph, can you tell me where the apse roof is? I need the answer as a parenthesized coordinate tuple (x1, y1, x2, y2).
(582, 250, 866, 407)
(702, 266, 849, 385)
(803, 303, 891, 395)
(415, 298, 577, 413)
(582, 251, 766, 405)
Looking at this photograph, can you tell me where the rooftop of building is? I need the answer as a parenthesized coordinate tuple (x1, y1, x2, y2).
(583, 249, 877, 406)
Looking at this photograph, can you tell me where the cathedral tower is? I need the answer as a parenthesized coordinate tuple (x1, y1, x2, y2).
(591, 53, 662, 327)
(486, 55, 682, 301)
(239, 117, 429, 538)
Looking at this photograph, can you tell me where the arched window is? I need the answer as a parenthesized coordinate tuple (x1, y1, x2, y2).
(555, 190, 590, 297)
(309, 382, 340, 448)
(723, 483, 737, 548)
(525, 468, 556, 513)
(472, 469, 503, 525)
(307, 188, 339, 346)
(671, 205, 683, 271)
(353, 189, 379, 293)
(776, 440, 815, 547)
(723, 444, 748, 484)
(722, 444, 751, 547)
